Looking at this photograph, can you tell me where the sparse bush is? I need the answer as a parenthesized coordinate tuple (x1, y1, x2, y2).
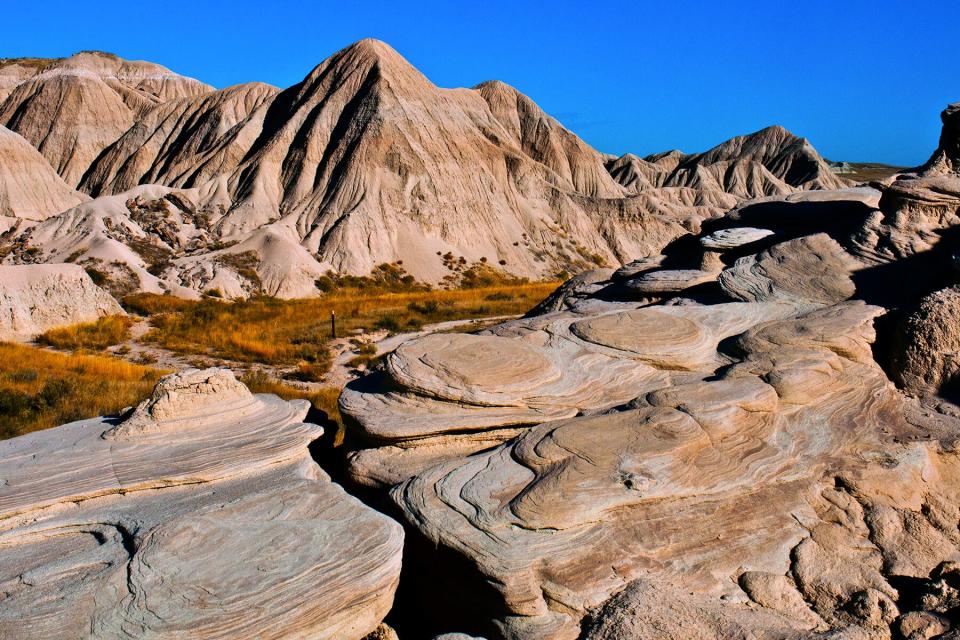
(354, 342, 377, 356)
(374, 316, 403, 333)
(85, 267, 108, 287)
(407, 299, 441, 315)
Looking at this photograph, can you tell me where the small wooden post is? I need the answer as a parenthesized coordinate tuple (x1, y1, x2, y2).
(330, 310, 336, 339)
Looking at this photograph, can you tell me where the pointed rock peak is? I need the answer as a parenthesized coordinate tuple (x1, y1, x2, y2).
(297, 38, 432, 94)
(731, 125, 803, 147)
(328, 38, 421, 76)
(645, 149, 687, 161)
(475, 79, 517, 94)
(338, 38, 406, 62)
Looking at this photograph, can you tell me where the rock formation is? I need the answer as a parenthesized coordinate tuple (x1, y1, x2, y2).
(891, 286, 960, 399)
(0, 125, 88, 224)
(0, 52, 211, 187)
(607, 125, 850, 199)
(335, 100, 960, 639)
(0, 263, 124, 340)
(1, 41, 849, 295)
(0, 368, 403, 639)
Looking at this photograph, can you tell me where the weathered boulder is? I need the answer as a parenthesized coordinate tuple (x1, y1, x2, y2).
(0, 263, 124, 340)
(718, 233, 856, 306)
(0, 368, 403, 639)
(891, 286, 960, 398)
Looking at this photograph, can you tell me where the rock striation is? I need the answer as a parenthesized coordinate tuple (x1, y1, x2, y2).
(341, 108, 960, 637)
(0, 263, 124, 340)
(0, 52, 211, 187)
(0, 368, 403, 639)
(0, 125, 88, 222)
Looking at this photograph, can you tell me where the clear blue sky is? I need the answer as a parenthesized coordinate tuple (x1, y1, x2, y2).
(5, 0, 958, 166)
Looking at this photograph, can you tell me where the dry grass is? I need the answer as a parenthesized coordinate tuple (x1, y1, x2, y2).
(136, 281, 559, 379)
(0, 343, 165, 439)
(36, 315, 133, 350)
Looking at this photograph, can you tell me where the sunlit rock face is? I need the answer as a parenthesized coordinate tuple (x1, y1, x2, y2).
(343, 103, 960, 638)
(0, 368, 404, 640)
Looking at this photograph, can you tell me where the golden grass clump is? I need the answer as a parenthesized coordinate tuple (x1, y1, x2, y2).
(0, 342, 165, 439)
(36, 315, 133, 351)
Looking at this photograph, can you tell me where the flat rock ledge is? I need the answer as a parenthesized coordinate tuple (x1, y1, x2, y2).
(0, 368, 403, 640)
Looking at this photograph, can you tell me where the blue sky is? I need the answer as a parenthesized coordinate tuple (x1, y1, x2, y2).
(5, 0, 958, 165)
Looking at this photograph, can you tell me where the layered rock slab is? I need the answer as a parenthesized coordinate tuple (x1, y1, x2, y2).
(388, 299, 954, 639)
(0, 368, 403, 639)
(342, 300, 798, 488)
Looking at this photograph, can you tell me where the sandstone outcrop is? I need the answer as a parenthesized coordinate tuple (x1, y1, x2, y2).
(847, 103, 960, 265)
(718, 233, 856, 305)
(0, 263, 124, 340)
(370, 243, 960, 639)
(0, 368, 403, 639)
(341, 111, 960, 635)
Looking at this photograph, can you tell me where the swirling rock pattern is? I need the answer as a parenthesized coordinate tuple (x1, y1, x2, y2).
(0, 368, 403, 640)
(718, 233, 856, 305)
(389, 298, 956, 639)
(350, 146, 960, 637)
(341, 300, 799, 488)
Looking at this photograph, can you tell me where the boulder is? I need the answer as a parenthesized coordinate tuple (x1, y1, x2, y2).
(891, 286, 960, 397)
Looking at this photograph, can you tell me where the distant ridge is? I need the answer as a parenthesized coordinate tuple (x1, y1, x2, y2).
(0, 39, 849, 297)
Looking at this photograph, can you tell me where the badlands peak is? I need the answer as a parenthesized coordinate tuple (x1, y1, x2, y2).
(1, 39, 853, 295)
(0, 51, 211, 186)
